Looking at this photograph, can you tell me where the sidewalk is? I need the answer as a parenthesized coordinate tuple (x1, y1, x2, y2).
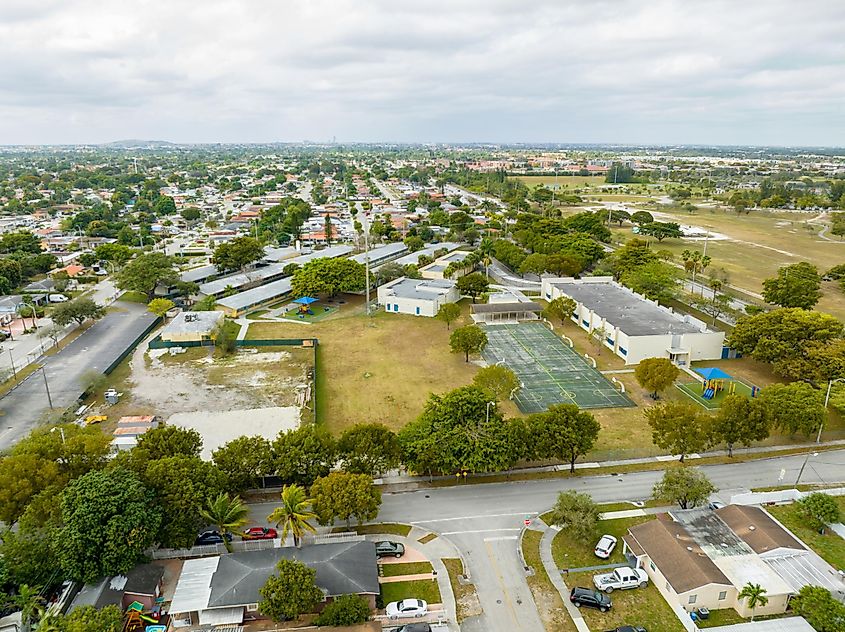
(538, 527, 589, 632)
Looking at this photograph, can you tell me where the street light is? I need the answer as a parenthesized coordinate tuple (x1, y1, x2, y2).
(820, 377, 845, 443)
(794, 451, 819, 488)
(485, 401, 495, 424)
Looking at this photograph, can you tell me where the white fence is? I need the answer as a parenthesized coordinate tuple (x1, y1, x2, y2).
(149, 532, 364, 560)
(729, 486, 845, 506)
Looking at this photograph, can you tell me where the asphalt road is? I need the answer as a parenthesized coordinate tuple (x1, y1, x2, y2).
(249, 450, 845, 632)
(0, 300, 157, 451)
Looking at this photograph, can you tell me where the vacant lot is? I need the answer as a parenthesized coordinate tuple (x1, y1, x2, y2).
(247, 304, 480, 434)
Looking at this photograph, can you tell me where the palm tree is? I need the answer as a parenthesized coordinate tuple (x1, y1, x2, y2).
(267, 484, 317, 548)
(738, 582, 768, 621)
(200, 493, 249, 553)
(6, 584, 45, 632)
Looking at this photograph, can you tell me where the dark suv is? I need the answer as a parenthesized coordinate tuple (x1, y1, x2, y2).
(570, 586, 612, 612)
(375, 541, 406, 558)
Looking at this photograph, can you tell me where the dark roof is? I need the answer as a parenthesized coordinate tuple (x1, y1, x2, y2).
(208, 541, 378, 607)
(471, 301, 542, 314)
(624, 515, 731, 594)
(715, 505, 806, 554)
(70, 563, 164, 612)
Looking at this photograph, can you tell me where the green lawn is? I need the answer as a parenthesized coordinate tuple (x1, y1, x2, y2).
(552, 516, 654, 570)
(418, 533, 438, 544)
(118, 290, 149, 303)
(696, 608, 788, 628)
(381, 561, 434, 577)
(766, 501, 845, 570)
(521, 530, 578, 632)
(340, 523, 412, 537)
(380, 579, 442, 606)
(567, 570, 684, 632)
(441, 558, 482, 622)
(676, 379, 757, 410)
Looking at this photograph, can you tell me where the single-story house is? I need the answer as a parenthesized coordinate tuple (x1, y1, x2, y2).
(69, 563, 165, 613)
(168, 541, 379, 627)
(160, 311, 223, 344)
(377, 277, 459, 317)
(623, 505, 845, 619)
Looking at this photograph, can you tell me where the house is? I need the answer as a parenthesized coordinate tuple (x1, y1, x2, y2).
(69, 563, 165, 613)
(541, 276, 725, 365)
(377, 277, 460, 317)
(52, 264, 85, 278)
(160, 311, 223, 344)
(623, 505, 845, 619)
(168, 541, 379, 627)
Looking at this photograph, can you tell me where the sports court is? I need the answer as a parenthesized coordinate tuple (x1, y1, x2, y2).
(481, 322, 633, 413)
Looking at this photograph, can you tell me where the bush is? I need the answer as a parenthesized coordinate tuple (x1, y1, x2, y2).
(315, 594, 371, 626)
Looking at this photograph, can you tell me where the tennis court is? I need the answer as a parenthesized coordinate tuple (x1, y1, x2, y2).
(482, 322, 633, 413)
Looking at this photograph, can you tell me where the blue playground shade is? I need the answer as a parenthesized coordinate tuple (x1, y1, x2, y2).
(694, 367, 733, 381)
(293, 296, 318, 305)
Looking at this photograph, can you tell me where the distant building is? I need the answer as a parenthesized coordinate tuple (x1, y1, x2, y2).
(111, 416, 160, 452)
(542, 276, 725, 365)
(160, 311, 223, 344)
(377, 277, 459, 317)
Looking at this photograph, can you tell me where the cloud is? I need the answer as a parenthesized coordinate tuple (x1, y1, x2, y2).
(0, 0, 843, 145)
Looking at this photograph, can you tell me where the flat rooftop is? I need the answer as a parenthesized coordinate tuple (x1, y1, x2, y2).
(552, 279, 709, 336)
(383, 277, 455, 300)
(162, 310, 223, 335)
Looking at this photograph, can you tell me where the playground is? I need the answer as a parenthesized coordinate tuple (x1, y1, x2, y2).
(481, 322, 633, 413)
(280, 296, 339, 322)
(676, 366, 759, 410)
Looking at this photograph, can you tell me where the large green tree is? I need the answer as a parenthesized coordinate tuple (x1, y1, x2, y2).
(211, 237, 265, 272)
(473, 364, 520, 401)
(652, 467, 716, 509)
(267, 484, 317, 547)
(638, 222, 682, 242)
(712, 394, 771, 456)
(436, 303, 461, 329)
(762, 262, 822, 309)
(449, 324, 488, 362)
(758, 382, 825, 437)
(634, 357, 680, 399)
(314, 594, 370, 627)
(212, 436, 274, 492)
(547, 491, 599, 540)
(272, 425, 336, 487)
(199, 493, 249, 552)
(791, 586, 845, 632)
(310, 472, 381, 529)
(259, 559, 323, 622)
(455, 273, 489, 302)
(528, 404, 600, 473)
(796, 493, 841, 534)
(56, 469, 161, 582)
(543, 296, 577, 326)
(291, 258, 368, 297)
(50, 298, 105, 327)
(645, 401, 711, 462)
(337, 423, 401, 476)
(115, 252, 177, 300)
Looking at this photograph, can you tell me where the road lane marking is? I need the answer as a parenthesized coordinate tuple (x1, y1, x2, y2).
(412, 512, 534, 524)
(484, 539, 522, 630)
(441, 528, 522, 536)
(483, 536, 518, 542)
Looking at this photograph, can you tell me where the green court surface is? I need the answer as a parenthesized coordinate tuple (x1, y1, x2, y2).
(676, 379, 756, 410)
(481, 322, 633, 413)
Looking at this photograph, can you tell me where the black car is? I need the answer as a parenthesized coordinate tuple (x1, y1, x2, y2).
(390, 624, 431, 632)
(195, 530, 233, 546)
(375, 540, 406, 558)
(604, 627, 646, 632)
(570, 586, 612, 612)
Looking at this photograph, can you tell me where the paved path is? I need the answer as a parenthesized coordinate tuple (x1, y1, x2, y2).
(539, 527, 589, 632)
(0, 300, 157, 451)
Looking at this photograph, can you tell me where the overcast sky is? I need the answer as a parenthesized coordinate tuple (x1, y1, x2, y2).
(2, 0, 844, 146)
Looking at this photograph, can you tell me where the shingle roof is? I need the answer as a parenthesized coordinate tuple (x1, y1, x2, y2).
(208, 541, 378, 607)
(715, 505, 805, 555)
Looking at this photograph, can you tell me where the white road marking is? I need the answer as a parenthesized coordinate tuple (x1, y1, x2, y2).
(483, 536, 519, 542)
(412, 512, 533, 524)
(441, 528, 522, 535)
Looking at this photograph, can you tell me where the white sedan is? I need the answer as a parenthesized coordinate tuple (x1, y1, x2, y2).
(386, 598, 428, 619)
(594, 534, 617, 559)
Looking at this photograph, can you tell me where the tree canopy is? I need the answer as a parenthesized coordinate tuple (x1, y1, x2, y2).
(762, 262, 822, 309)
(547, 491, 599, 540)
(758, 382, 825, 437)
(272, 425, 336, 486)
(310, 472, 381, 528)
(211, 236, 265, 272)
(527, 404, 600, 473)
(115, 252, 177, 300)
(51, 298, 105, 327)
(473, 364, 520, 401)
(259, 559, 323, 621)
(449, 324, 488, 362)
(712, 394, 771, 456)
(337, 423, 401, 476)
(633, 357, 679, 399)
(652, 467, 716, 509)
(291, 258, 368, 297)
(645, 400, 711, 462)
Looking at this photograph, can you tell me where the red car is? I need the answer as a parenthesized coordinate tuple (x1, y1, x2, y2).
(242, 527, 278, 540)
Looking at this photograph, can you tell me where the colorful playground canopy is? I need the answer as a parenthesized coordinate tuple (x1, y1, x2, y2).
(694, 367, 733, 381)
(293, 296, 318, 305)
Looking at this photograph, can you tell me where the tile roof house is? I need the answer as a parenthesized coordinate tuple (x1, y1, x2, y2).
(623, 506, 845, 619)
(168, 541, 379, 627)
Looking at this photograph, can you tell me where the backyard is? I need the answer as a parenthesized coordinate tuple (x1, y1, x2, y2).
(766, 498, 845, 570)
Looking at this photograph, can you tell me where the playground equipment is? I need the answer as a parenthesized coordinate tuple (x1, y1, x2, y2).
(693, 367, 758, 401)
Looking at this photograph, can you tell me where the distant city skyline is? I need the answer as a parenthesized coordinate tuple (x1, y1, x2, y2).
(2, 0, 844, 147)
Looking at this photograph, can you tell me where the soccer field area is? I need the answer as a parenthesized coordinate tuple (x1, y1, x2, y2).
(481, 322, 633, 413)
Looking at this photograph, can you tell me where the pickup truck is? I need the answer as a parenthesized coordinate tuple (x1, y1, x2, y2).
(593, 566, 649, 593)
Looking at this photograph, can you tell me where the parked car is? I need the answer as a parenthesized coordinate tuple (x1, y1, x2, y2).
(593, 567, 649, 593)
(242, 527, 278, 540)
(385, 599, 428, 619)
(195, 530, 233, 546)
(570, 587, 612, 612)
(708, 500, 726, 510)
(48, 294, 69, 303)
(594, 535, 617, 559)
(390, 624, 431, 632)
(603, 627, 646, 632)
(376, 540, 406, 558)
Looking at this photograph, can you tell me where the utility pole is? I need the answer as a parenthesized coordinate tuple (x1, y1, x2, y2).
(361, 207, 371, 315)
(40, 366, 53, 409)
(8, 348, 16, 380)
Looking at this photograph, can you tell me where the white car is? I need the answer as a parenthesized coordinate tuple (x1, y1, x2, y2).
(48, 294, 69, 303)
(385, 598, 428, 619)
(593, 566, 649, 593)
(594, 534, 617, 559)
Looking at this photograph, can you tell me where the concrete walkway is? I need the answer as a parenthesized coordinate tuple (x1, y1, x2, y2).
(380, 572, 437, 583)
(539, 527, 590, 632)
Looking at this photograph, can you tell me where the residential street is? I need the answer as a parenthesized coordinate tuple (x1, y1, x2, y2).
(249, 450, 845, 632)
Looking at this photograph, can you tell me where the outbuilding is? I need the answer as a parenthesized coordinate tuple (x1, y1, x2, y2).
(160, 311, 224, 344)
(377, 277, 459, 317)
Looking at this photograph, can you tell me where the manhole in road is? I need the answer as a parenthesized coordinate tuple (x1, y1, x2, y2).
(496, 599, 502, 604)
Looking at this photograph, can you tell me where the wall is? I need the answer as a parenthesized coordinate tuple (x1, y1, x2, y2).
(681, 330, 726, 362)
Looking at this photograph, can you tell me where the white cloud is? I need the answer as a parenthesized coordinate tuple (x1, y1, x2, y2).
(0, 0, 843, 145)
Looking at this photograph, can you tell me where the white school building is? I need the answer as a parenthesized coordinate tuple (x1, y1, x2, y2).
(377, 277, 459, 317)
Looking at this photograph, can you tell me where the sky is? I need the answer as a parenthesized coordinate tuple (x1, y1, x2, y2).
(1, 0, 844, 146)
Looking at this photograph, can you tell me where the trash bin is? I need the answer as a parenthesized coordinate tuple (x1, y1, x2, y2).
(696, 607, 710, 620)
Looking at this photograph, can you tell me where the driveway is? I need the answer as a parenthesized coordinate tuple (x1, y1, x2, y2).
(0, 300, 157, 451)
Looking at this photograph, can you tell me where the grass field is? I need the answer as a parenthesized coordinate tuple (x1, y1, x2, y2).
(349, 523, 412, 537)
(516, 175, 607, 189)
(551, 516, 653, 570)
(521, 530, 578, 632)
(380, 579, 441, 606)
(766, 500, 845, 571)
(676, 379, 756, 410)
(246, 302, 480, 434)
